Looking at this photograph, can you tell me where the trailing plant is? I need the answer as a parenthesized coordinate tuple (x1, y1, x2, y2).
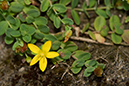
(0, 0, 129, 77)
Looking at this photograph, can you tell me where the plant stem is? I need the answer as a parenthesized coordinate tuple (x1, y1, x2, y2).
(33, 22, 38, 29)
(0, 13, 13, 28)
(48, 0, 65, 25)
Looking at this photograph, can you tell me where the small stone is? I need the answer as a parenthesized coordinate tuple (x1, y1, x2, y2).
(19, 67, 25, 72)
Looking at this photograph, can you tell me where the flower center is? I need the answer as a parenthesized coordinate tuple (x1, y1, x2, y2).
(40, 53, 44, 57)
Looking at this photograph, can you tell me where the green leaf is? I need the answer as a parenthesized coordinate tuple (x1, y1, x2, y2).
(97, 63, 105, 69)
(96, 9, 108, 18)
(22, 35, 31, 42)
(109, 15, 121, 31)
(33, 32, 44, 40)
(71, 9, 80, 25)
(71, 0, 79, 9)
(53, 4, 67, 13)
(82, 23, 89, 33)
(11, 18, 21, 30)
(40, 0, 49, 12)
(85, 60, 98, 67)
(73, 50, 85, 58)
(73, 50, 91, 60)
(10, 30, 21, 37)
(52, 40, 61, 50)
(123, 1, 129, 11)
(125, 16, 129, 23)
(0, 21, 8, 36)
(4, 36, 14, 44)
(89, 0, 96, 8)
(111, 33, 122, 44)
(26, 55, 32, 63)
(12, 39, 24, 50)
(88, 30, 96, 40)
(59, 0, 71, 5)
(72, 59, 85, 67)
(0, 14, 5, 21)
(20, 24, 35, 36)
(106, 9, 111, 17)
(104, 0, 112, 7)
(38, 25, 49, 34)
(100, 25, 109, 37)
(18, 13, 26, 22)
(82, 2, 90, 18)
(30, 38, 37, 44)
(10, 2, 24, 12)
(47, 7, 56, 21)
(122, 30, 129, 44)
(63, 41, 78, 52)
(54, 32, 64, 41)
(24, 0, 31, 5)
(54, 16, 61, 28)
(62, 18, 73, 25)
(23, 6, 40, 17)
(5, 28, 13, 38)
(71, 67, 82, 74)
(84, 69, 92, 77)
(17, 0, 25, 5)
(6, 15, 16, 24)
(58, 49, 72, 60)
(26, 16, 34, 23)
(114, 24, 123, 35)
(44, 34, 57, 42)
(34, 16, 48, 25)
(86, 67, 95, 72)
(94, 16, 106, 31)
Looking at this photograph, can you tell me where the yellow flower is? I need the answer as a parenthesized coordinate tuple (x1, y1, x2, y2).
(28, 41, 59, 72)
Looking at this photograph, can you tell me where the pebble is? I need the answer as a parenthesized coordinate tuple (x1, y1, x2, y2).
(18, 67, 25, 72)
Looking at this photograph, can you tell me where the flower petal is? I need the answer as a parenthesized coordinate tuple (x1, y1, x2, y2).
(42, 41, 52, 54)
(39, 57, 47, 72)
(30, 54, 41, 66)
(46, 52, 59, 58)
(28, 44, 41, 54)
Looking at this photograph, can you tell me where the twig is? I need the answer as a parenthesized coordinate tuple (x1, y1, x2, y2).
(95, 56, 108, 63)
(115, 46, 120, 62)
(70, 36, 113, 45)
(61, 68, 69, 80)
(70, 36, 129, 46)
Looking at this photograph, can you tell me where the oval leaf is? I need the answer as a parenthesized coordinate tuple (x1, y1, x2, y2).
(0, 21, 8, 36)
(40, 0, 49, 12)
(54, 16, 61, 28)
(94, 16, 106, 31)
(62, 18, 73, 25)
(111, 33, 122, 44)
(71, 9, 80, 25)
(22, 35, 31, 42)
(4, 36, 14, 44)
(71, 0, 79, 9)
(59, 0, 71, 5)
(58, 49, 72, 60)
(95, 33, 105, 43)
(34, 16, 48, 25)
(88, 30, 96, 40)
(10, 2, 24, 12)
(53, 4, 67, 13)
(96, 9, 108, 18)
(109, 15, 121, 31)
(71, 67, 82, 74)
(122, 30, 129, 44)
